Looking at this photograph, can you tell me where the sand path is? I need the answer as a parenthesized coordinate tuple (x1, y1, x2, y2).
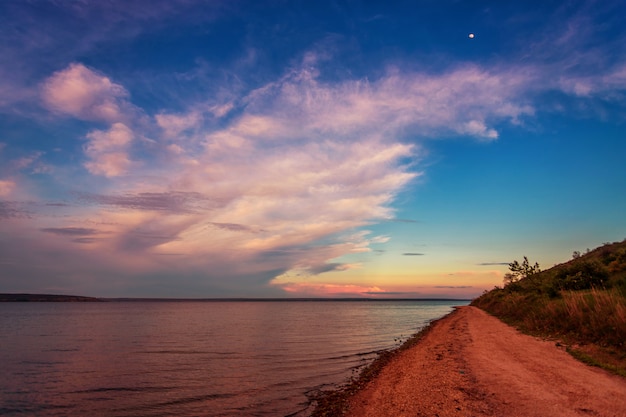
(346, 306, 626, 417)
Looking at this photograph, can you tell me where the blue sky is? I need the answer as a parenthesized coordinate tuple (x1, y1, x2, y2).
(0, 0, 625, 298)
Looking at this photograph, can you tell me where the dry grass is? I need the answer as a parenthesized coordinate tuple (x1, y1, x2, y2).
(552, 289, 626, 347)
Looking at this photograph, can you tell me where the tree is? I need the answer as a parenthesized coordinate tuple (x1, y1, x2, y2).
(503, 256, 541, 285)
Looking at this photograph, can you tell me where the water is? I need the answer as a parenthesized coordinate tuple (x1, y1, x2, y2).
(0, 300, 466, 416)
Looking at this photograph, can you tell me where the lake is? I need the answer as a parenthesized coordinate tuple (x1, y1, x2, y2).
(0, 300, 467, 416)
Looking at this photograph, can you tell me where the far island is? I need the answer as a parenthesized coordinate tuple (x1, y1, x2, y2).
(0, 293, 102, 302)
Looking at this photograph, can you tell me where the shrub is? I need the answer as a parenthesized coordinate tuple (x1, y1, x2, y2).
(607, 248, 626, 273)
(553, 260, 609, 291)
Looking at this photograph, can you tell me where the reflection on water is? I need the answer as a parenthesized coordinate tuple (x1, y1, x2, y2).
(0, 300, 466, 416)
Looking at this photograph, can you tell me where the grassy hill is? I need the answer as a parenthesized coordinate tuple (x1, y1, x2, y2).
(472, 239, 626, 376)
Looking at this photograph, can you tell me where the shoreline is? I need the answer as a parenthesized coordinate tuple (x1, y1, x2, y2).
(313, 306, 626, 416)
(310, 306, 463, 416)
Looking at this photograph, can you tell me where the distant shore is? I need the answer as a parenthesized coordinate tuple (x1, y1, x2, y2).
(0, 294, 469, 302)
(0, 293, 102, 302)
(314, 306, 626, 416)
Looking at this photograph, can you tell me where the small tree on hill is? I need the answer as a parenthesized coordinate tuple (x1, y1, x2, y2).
(503, 256, 541, 285)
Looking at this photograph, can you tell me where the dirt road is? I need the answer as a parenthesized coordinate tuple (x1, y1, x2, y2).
(347, 306, 626, 417)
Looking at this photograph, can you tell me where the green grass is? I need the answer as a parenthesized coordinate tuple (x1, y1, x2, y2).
(566, 347, 626, 378)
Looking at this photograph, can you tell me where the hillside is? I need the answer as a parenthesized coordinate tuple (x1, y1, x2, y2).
(472, 239, 626, 376)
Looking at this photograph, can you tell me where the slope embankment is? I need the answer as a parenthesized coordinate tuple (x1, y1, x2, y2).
(346, 306, 626, 417)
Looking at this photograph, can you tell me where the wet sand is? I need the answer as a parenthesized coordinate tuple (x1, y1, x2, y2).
(346, 306, 626, 417)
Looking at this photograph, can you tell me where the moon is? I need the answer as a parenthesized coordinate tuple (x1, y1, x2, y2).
(469, 33, 475, 39)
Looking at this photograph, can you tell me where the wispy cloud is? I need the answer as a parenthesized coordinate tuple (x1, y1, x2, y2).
(279, 282, 386, 297)
(0, 201, 28, 219)
(40, 227, 100, 236)
(156, 111, 203, 139)
(403, 252, 425, 256)
(387, 218, 419, 224)
(208, 222, 257, 233)
(434, 285, 473, 289)
(78, 191, 215, 213)
(240, 61, 534, 142)
(0, 180, 15, 197)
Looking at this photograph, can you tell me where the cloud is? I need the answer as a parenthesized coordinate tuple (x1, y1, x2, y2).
(239, 63, 534, 142)
(387, 218, 419, 223)
(441, 270, 503, 280)
(462, 120, 498, 140)
(0, 201, 28, 219)
(40, 227, 100, 236)
(434, 286, 473, 289)
(83, 123, 135, 177)
(558, 63, 626, 100)
(403, 252, 425, 256)
(11, 152, 44, 171)
(307, 262, 353, 275)
(278, 282, 386, 297)
(0, 58, 541, 295)
(84, 152, 132, 178)
(477, 262, 510, 266)
(117, 227, 184, 252)
(78, 191, 215, 213)
(156, 111, 203, 139)
(40, 227, 111, 245)
(41, 63, 134, 123)
(361, 291, 421, 296)
(0, 180, 15, 197)
(518, 2, 626, 107)
(208, 222, 257, 233)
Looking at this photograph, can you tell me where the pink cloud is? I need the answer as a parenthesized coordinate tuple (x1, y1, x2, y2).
(18, 55, 608, 296)
(84, 152, 132, 178)
(244, 64, 535, 142)
(558, 64, 626, 99)
(41, 63, 133, 123)
(0, 179, 15, 197)
(20, 60, 536, 294)
(83, 123, 135, 177)
(155, 111, 203, 139)
(279, 282, 386, 297)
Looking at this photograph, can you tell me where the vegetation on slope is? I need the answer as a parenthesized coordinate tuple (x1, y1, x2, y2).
(472, 239, 626, 376)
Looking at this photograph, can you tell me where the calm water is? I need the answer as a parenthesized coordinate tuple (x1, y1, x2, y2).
(0, 300, 466, 416)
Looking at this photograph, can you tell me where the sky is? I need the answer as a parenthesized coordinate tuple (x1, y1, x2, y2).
(0, 0, 625, 299)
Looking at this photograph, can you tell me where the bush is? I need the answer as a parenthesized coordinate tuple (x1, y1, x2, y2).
(607, 248, 626, 273)
(553, 260, 609, 291)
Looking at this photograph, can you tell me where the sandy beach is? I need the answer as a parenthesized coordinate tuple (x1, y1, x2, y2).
(345, 306, 626, 417)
